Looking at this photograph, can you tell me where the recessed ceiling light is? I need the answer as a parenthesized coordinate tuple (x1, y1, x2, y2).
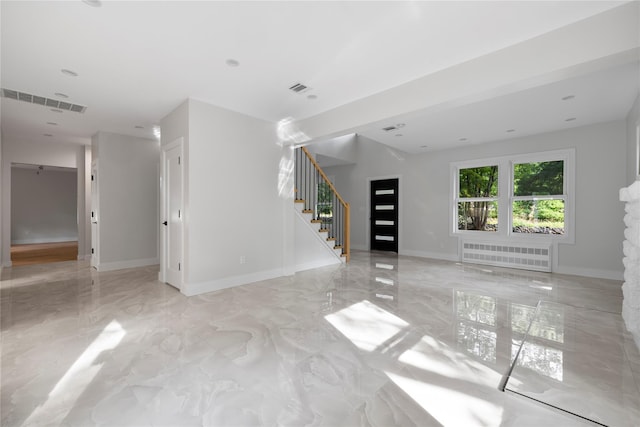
(50, 108, 63, 113)
(134, 125, 144, 129)
(506, 129, 516, 133)
(459, 137, 468, 142)
(61, 69, 78, 77)
(307, 94, 317, 100)
(43, 133, 53, 137)
(46, 122, 58, 126)
(395, 133, 403, 137)
(225, 59, 239, 67)
(82, 0, 102, 7)
(561, 95, 575, 101)
(420, 145, 427, 148)
(396, 123, 406, 128)
(54, 92, 69, 98)
(565, 117, 577, 122)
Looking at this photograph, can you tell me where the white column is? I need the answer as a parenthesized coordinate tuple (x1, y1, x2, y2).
(620, 180, 640, 350)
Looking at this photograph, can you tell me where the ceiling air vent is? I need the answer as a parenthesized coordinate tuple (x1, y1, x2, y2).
(382, 126, 397, 132)
(289, 83, 311, 94)
(1, 88, 87, 113)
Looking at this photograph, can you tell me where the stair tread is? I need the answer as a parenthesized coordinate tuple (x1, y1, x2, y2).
(326, 237, 336, 241)
(303, 209, 313, 214)
(311, 219, 322, 223)
(319, 228, 329, 232)
(334, 245, 343, 249)
(294, 199, 305, 203)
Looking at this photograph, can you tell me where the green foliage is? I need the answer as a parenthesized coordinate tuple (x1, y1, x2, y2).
(513, 200, 564, 222)
(514, 161, 563, 196)
(459, 166, 498, 198)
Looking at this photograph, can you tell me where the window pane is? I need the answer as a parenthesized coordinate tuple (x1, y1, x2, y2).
(458, 201, 498, 231)
(512, 199, 564, 234)
(513, 160, 564, 196)
(459, 166, 498, 197)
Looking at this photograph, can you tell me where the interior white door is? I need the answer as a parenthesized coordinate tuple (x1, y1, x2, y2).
(90, 161, 99, 268)
(163, 141, 183, 289)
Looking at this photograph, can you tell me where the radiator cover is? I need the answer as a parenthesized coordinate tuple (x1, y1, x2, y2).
(462, 241, 552, 272)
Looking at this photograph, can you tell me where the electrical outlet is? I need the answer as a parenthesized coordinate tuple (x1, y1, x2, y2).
(240, 255, 246, 264)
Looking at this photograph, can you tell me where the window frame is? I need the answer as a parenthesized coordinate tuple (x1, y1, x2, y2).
(456, 164, 500, 233)
(451, 148, 575, 243)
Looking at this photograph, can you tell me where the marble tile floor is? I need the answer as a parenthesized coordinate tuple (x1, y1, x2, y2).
(1, 251, 638, 426)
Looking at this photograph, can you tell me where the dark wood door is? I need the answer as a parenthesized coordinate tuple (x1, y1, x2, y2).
(370, 178, 398, 252)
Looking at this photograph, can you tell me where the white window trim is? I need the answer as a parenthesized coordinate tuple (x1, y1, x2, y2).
(450, 148, 575, 244)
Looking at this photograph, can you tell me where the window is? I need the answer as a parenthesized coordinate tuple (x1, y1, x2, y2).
(457, 166, 498, 232)
(512, 160, 565, 235)
(451, 149, 574, 242)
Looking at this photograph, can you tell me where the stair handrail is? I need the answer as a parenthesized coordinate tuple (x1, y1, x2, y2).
(298, 147, 350, 262)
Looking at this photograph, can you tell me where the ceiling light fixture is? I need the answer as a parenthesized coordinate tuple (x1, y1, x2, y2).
(506, 129, 516, 133)
(459, 137, 468, 142)
(50, 108, 63, 113)
(44, 133, 53, 137)
(561, 95, 575, 101)
(61, 69, 78, 77)
(307, 94, 317, 100)
(54, 92, 69, 98)
(82, 0, 102, 7)
(134, 125, 144, 129)
(46, 122, 58, 126)
(395, 133, 403, 137)
(225, 59, 239, 67)
(565, 117, 577, 122)
(420, 145, 427, 148)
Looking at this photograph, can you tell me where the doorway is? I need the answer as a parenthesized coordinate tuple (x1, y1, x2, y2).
(160, 138, 184, 290)
(10, 163, 78, 266)
(370, 178, 399, 253)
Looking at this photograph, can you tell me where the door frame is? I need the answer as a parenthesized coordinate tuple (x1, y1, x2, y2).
(160, 137, 184, 288)
(366, 175, 402, 253)
(90, 160, 99, 268)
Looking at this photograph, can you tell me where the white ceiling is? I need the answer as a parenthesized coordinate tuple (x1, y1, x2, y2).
(0, 1, 636, 150)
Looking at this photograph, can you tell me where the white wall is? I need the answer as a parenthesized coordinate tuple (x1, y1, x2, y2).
(161, 99, 290, 296)
(627, 94, 640, 185)
(11, 167, 77, 244)
(325, 120, 627, 280)
(0, 129, 3, 267)
(92, 132, 160, 270)
(1, 138, 89, 266)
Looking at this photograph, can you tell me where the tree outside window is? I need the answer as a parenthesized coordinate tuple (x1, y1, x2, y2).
(458, 165, 498, 231)
(512, 160, 565, 235)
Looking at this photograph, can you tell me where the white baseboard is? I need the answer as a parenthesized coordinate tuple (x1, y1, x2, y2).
(295, 258, 341, 273)
(181, 268, 285, 297)
(400, 249, 459, 262)
(11, 238, 78, 245)
(78, 254, 91, 261)
(95, 257, 159, 272)
(554, 265, 623, 281)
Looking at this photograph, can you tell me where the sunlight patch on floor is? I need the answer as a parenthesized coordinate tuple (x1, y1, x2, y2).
(386, 371, 504, 427)
(325, 299, 408, 352)
(21, 320, 126, 427)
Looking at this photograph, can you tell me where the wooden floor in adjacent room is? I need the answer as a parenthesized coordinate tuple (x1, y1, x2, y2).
(10, 241, 78, 266)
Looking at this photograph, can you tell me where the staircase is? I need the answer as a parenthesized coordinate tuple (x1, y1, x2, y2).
(295, 146, 350, 262)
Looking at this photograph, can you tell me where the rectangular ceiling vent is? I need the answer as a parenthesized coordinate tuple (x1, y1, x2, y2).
(1, 88, 87, 113)
(289, 83, 311, 94)
(382, 126, 397, 132)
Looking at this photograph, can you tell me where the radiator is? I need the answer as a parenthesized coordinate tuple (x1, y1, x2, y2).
(461, 241, 552, 272)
